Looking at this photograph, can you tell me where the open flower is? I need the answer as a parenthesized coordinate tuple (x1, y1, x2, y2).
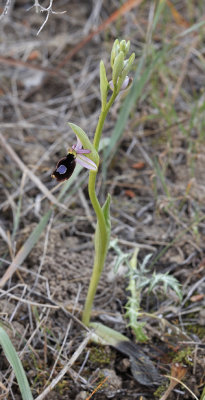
(52, 137, 97, 182)
(109, 75, 132, 92)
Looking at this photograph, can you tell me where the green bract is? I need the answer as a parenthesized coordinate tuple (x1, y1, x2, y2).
(68, 123, 99, 167)
(100, 60, 109, 111)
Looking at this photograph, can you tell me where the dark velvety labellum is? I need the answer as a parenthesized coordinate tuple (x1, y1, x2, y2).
(52, 153, 76, 181)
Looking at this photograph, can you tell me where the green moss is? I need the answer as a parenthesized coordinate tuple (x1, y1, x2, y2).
(173, 347, 193, 366)
(89, 344, 114, 366)
(56, 380, 69, 395)
(186, 324, 205, 340)
(154, 383, 168, 398)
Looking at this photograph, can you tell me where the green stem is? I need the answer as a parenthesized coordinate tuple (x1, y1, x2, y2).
(93, 110, 107, 151)
(82, 92, 117, 326)
(82, 171, 108, 326)
(94, 92, 117, 151)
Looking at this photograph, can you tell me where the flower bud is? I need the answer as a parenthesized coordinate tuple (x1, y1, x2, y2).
(110, 39, 120, 68)
(119, 39, 130, 57)
(119, 39, 126, 53)
(112, 51, 124, 86)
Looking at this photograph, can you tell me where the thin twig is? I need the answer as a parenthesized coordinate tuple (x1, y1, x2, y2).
(35, 332, 92, 400)
(0, 0, 11, 20)
(27, 0, 66, 35)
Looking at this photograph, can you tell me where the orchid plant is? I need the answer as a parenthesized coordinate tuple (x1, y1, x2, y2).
(52, 39, 135, 328)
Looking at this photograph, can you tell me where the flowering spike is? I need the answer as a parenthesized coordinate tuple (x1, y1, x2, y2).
(109, 39, 135, 94)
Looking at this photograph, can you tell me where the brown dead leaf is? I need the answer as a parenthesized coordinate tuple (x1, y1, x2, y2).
(124, 190, 136, 198)
(190, 294, 204, 302)
(160, 363, 187, 400)
(132, 161, 146, 170)
(166, 0, 190, 28)
(27, 50, 41, 61)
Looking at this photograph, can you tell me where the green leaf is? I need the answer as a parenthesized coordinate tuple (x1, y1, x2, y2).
(100, 193, 111, 255)
(178, 19, 205, 37)
(109, 239, 130, 273)
(200, 385, 205, 400)
(93, 195, 111, 271)
(68, 123, 99, 166)
(128, 321, 148, 342)
(0, 327, 33, 400)
(100, 60, 109, 110)
(102, 193, 111, 233)
(89, 322, 162, 386)
(148, 272, 182, 300)
(152, 0, 166, 32)
(129, 247, 139, 271)
(125, 248, 148, 342)
(89, 322, 129, 346)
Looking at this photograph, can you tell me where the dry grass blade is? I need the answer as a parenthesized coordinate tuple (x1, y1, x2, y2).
(0, 0, 11, 20)
(161, 374, 199, 400)
(0, 0, 143, 75)
(0, 381, 8, 399)
(166, 0, 190, 28)
(0, 210, 52, 288)
(0, 55, 59, 76)
(0, 225, 10, 246)
(0, 288, 59, 308)
(35, 332, 92, 400)
(85, 376, 109, 400)
(0, 133, 65, 210)
(0, 1, 205, 398)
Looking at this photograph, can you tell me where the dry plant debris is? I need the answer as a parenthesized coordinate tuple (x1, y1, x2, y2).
(0, 1, 205, 399)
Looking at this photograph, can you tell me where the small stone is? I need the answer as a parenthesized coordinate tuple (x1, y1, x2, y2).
(75, 390, 88, 400)
(101, 368, 122, 391)
(118, 357, 130, 372)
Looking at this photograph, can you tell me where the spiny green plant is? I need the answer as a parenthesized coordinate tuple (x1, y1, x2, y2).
(110, 239, 182, 342)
